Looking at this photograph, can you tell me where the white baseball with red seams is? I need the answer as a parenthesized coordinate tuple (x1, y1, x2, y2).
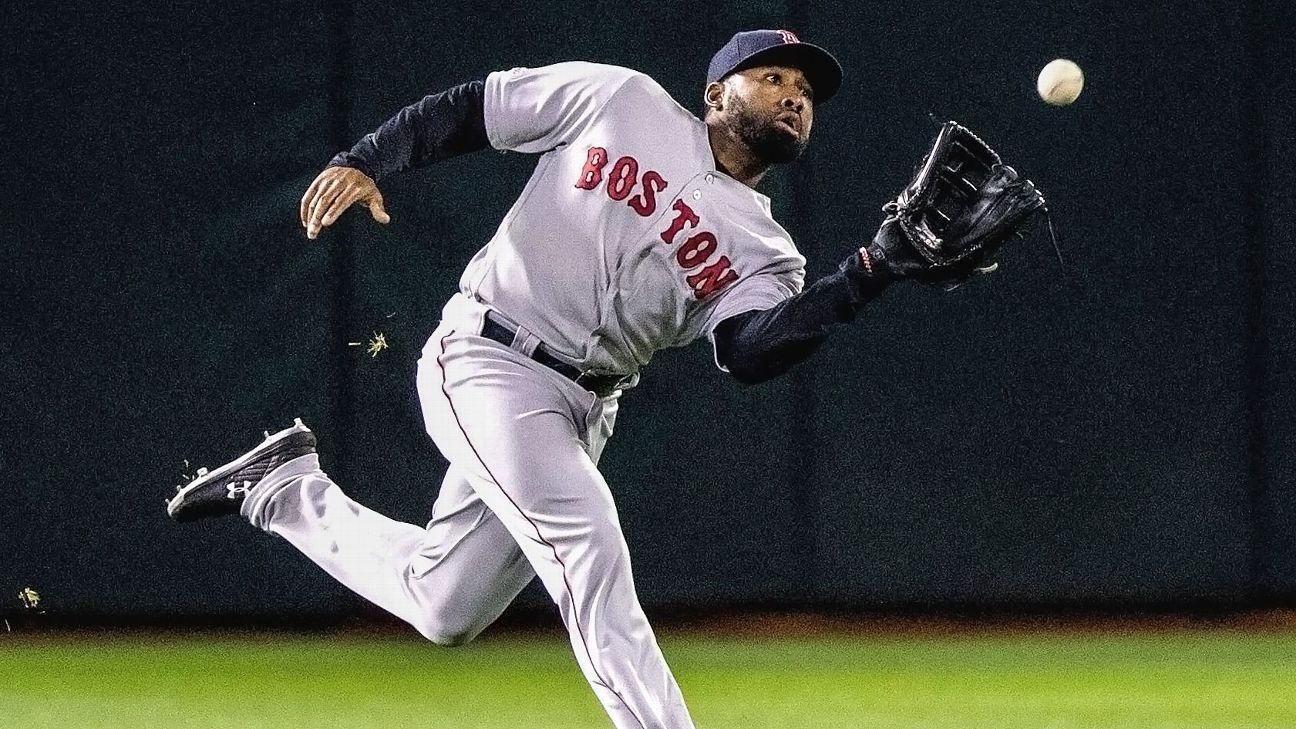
(241, 62, 807, 729)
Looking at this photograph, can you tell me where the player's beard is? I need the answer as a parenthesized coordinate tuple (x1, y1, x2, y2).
(728, 95, 808, 164)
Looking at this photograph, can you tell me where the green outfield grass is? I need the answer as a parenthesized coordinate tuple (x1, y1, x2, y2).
(3, 627, 1294, 728)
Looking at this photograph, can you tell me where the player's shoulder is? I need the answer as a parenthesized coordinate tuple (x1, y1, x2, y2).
(544, 61, 648, 81)
(502, 61, 661, 96)
(562, 63, 694, 120)
(489, 61, 698, 133)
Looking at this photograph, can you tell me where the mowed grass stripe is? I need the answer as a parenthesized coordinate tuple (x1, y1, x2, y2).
(3, 632, 1294, 728)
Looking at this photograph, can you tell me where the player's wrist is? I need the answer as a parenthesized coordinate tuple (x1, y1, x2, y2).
(326, 155, 381, 184)
(838, 243, 898, 303)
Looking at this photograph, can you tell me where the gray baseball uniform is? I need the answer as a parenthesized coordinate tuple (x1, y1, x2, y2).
(242, 62, 809, 729)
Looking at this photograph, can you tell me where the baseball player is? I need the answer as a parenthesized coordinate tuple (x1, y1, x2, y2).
(167, 29, 1042, 729)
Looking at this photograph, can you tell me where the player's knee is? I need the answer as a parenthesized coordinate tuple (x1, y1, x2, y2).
(421, 625, 475, 647)
(412, 604, 481, 647)
(414, 619, 477, 647)
(583, 520, 632, 574)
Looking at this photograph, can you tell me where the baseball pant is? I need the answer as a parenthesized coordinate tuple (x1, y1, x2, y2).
(241, 293, 695, 729)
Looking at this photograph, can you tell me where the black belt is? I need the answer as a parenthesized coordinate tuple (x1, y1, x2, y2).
(480, 312, 626, 396)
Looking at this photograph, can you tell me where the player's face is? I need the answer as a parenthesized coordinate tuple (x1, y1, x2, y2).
(722, 65, 816, 163)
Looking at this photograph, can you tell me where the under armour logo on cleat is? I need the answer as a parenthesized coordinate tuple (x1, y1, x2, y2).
(226, 481, 253, 499)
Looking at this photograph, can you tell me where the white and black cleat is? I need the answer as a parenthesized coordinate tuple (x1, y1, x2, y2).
(166, 419, 316, 523)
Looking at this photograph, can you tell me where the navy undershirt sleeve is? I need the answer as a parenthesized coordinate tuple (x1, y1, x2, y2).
(713, 263, 892, 385)
(328, 79, 488, 180)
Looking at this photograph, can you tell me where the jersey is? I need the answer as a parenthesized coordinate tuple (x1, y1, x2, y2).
(462, 62, 807, 376)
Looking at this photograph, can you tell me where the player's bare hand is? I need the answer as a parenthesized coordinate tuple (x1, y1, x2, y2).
(300, 166, 391, 239)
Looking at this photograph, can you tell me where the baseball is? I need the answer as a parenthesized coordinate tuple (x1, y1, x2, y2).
(1037, 59, 1084, 106)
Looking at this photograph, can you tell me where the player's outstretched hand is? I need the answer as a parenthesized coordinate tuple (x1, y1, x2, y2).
(300, 166, 391, 239)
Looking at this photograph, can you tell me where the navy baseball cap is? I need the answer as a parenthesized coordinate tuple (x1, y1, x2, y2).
(707, 29, 843, 103)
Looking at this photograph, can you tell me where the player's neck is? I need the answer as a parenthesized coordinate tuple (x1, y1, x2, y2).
(707, 124, 769, 189)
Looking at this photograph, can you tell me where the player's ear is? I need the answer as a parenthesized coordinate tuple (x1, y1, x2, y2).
(703, 81, 725, 111)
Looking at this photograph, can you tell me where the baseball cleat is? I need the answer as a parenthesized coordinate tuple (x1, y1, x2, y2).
(167, 419, 316, 523)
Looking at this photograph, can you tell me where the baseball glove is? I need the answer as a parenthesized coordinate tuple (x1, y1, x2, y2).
(858, 121, 1047, 289)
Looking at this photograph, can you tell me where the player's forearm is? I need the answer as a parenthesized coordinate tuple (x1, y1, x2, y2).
(328, 79, 488, 181)
(714, 254, 893, 384)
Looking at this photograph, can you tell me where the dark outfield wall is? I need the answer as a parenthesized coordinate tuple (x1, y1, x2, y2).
(2, 0, 1293, 618)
